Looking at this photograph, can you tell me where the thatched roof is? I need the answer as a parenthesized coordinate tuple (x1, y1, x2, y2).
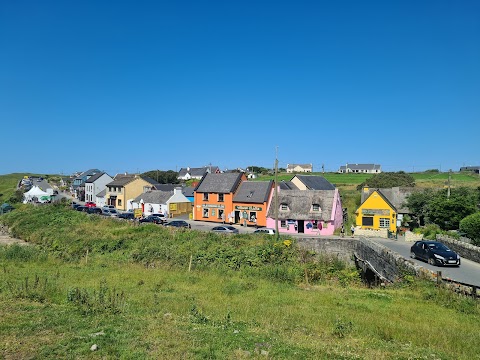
(267, 190, 336, 221)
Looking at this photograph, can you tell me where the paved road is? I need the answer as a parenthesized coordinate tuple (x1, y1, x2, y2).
(368, 236, 480, 286)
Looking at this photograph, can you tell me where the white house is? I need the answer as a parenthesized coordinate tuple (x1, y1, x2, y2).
(84, 172, 114, 204)
(338, 164, 382, 174)
(286, 164, 313, 173)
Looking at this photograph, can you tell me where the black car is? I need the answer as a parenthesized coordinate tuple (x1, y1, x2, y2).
(72, 203, 80, 209)
(118, 212, 135, 220)
(410, 240, 461, 266)
(76, 206, 89, 212)
(139, 215, 165, 224)
(164, 220, 191, 228)
(87, 207, 103, 215)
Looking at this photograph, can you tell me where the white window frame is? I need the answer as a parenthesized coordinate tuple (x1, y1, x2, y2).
(379, 218, 390, 228)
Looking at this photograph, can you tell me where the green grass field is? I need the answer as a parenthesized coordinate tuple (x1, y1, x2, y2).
(1, 205, 479, 359)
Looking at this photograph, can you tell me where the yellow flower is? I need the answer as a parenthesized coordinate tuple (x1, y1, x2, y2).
(283, 240, 292, 247)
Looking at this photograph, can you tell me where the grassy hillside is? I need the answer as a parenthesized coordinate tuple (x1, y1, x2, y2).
(1, 206, 479, 359)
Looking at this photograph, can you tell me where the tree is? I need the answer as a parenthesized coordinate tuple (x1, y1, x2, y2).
(459, 212, 480, 246)
(356, 172, 415, 190)
(406, 187, 478, 230)
(142, 170, 180, 184)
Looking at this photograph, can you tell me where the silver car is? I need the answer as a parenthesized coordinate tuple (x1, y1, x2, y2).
(212, 225, 239, 234)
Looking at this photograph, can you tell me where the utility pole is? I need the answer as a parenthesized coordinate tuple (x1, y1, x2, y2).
(274, 146, 279, 239)
(322, 163, 325, 175)
(447, 169, 451, 199)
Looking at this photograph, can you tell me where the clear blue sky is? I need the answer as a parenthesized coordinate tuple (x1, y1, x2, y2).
(1, 0, 479, 176)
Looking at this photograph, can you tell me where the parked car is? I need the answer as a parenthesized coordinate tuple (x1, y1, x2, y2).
(102, 208, 119, 217)
(211, 225, 239, 234)
(87, 207, 103, 215)
(164, 220, 191, 228)
(0, 203, 15, 214)
(85, 202, 96, 208)
(102, 205, 115, 210)
(76, 206, 89, 212)
(410, 240, 461, 266)
(253, 227, 276, 235)
(151, 213, 167, 223)
(118, 212, 135, 220)
(72, 202, 80, 209)
(139, 215, 165, 224)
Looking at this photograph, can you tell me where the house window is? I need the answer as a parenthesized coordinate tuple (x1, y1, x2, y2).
(218, 193, 224, 202)
(203, 193, 209, 201)
(218, 209, 224, 220)
(249, 211, 257, 223)
(362, 217, 374, 226)
(203, 208, 209, 218)
(379, 218, 390, 228)
(118, 199, 122, 206)
(280, 220, 287, 228)
(312, 204, 320, 212)
(281, 204, 288, 211)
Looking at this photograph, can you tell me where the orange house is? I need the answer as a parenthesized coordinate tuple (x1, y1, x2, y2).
(232, 181, 274, 227)
(193, 173, 246, 223)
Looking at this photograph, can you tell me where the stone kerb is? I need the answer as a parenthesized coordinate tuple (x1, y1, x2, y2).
(404, 231, 423, 242)
(436, 234, 480, 264)
(354, 228, 388, 239)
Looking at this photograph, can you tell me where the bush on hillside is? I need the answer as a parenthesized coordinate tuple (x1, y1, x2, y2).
(356, 172, 415, 190)
(459, 212, 480, 246)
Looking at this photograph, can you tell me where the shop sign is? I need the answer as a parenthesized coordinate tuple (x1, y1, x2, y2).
(235, 205, 262, 211)
(202, 204, 225, 209)
(362, 209, 390, 215)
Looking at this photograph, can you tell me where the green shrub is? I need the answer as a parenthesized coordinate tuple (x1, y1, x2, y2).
(459, 212, 480, 245)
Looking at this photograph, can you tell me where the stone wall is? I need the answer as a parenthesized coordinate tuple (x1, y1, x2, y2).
(405, 231, 423, 242)
(354, 228, 388, 238)
(297, 237, 419, 283)
(436, 234, 480, 263)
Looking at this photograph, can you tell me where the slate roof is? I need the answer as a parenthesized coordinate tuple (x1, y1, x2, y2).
(287, 163, 312, 170)
(106, 175, 159, 188)
(107, 175, 136, 187)
(233, 181, 273, 204)
(279, 181, 298, 190)
(182, 186, 195, 197)
(151, 184, 177, 191)
(85, 172, 106, 183)
(361, 187, 415, 214)
(195, 173, 243, 193)
(294, 175, 336, 190)
(74, 168, 100, 181)
(267, 190, 336, 221)
(178, 166, 219, 178)
(132, 190, 173, 204)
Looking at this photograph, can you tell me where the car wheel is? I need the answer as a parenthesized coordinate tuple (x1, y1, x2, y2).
(410, 251, 416, 259)
(428, 257, 436, 265)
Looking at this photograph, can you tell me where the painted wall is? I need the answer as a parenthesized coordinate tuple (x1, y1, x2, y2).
(193, 192, 235, 223)
(355, 190, 397, 233)
(106, 177, 152, 211)
(265, 188, 341, 235)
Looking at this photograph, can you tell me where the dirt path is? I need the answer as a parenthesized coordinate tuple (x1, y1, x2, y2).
(0, 234, 28, 245)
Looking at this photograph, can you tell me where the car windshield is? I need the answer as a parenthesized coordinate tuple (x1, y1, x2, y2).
(226, 226, 235, 230)
(428, 243, 449, 251)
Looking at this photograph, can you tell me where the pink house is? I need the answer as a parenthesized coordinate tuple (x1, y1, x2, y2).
(265, 176, 343, 235)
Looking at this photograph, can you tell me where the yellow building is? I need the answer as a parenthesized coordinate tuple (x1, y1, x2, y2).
(355, 188, 397, 233)
(105, 174, 158, 211)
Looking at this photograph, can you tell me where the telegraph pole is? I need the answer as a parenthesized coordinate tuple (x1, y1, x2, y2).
(274, 146, 279, 239)
(447, 169, 451, 199)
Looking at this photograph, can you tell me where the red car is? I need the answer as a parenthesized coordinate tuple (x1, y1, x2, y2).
(85, 202, 96, 208)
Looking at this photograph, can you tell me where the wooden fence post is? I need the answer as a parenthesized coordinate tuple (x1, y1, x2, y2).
(473, 286, 478, 299)
(436, 271, 442, 285)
